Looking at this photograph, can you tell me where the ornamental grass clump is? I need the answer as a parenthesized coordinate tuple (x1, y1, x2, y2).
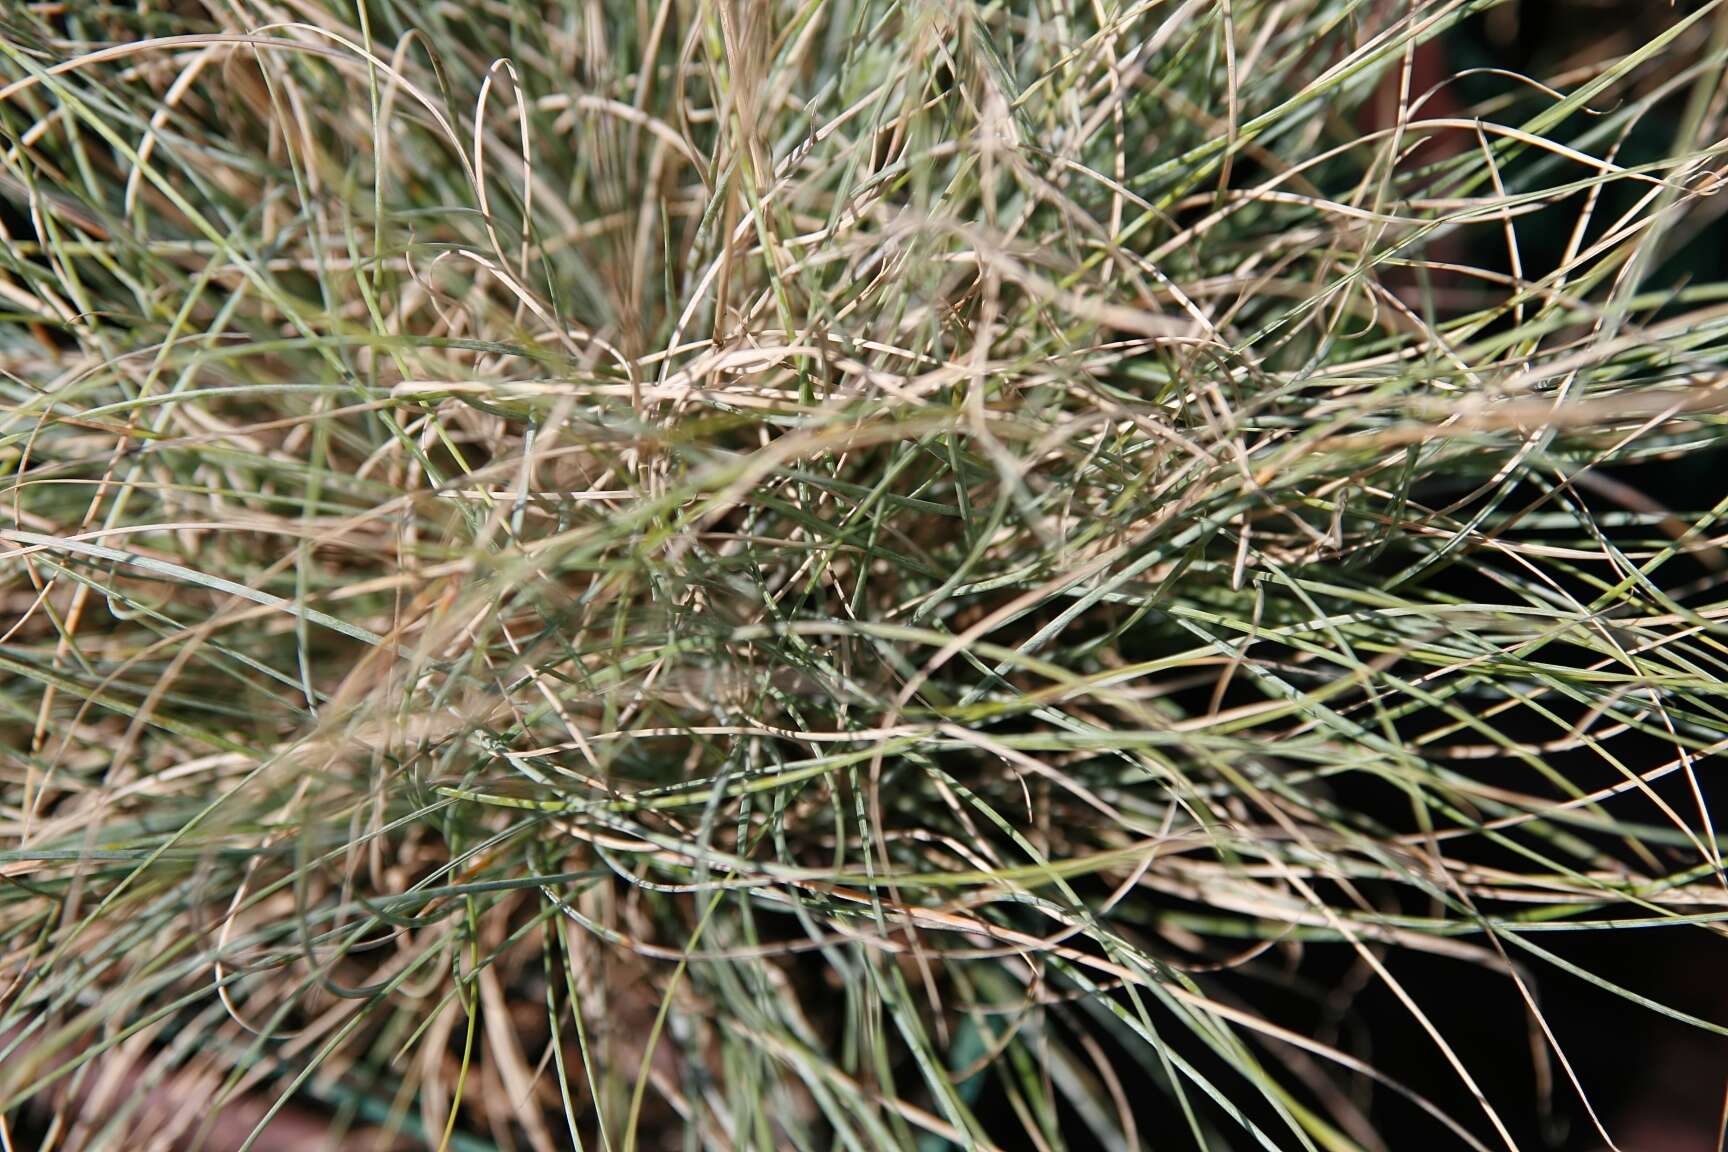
(3, 1, 1728, 1149)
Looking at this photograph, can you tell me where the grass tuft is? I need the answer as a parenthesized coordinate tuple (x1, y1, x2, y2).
(3, 1, 1728, 1148)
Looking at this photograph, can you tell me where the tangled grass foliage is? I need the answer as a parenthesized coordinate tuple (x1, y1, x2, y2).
(3, 0, 1728, 1148)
